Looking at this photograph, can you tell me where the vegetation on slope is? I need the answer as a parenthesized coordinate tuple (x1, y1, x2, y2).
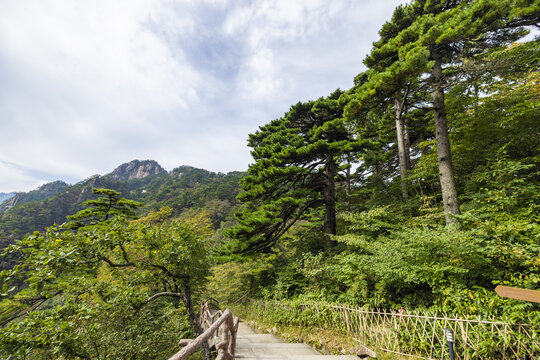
(1, 0, 539, 358)
(224, 0, 540, 320)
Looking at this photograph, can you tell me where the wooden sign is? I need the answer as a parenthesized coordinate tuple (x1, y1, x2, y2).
(495, 285, 540, 303)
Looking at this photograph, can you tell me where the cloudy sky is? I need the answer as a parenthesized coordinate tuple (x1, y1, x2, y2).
(0, 0, 407, 193)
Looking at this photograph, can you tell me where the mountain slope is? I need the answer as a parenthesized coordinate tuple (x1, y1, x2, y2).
(0, 181, 69, 211)
(0, 193, 16, 203)
(0, 160, 245, 242)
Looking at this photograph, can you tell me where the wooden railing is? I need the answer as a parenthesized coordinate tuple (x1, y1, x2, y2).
(168, 302, 239, 360)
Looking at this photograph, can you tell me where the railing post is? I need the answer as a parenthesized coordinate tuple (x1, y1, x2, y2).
(345, 307, 351, 332)
(216, 321, 230, 360)
(169, 306, 237, 360)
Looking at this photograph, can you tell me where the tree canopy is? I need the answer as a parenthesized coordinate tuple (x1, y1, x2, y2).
(64, 188, 141, 229)
(0, 192, 214, 360)
(347, 0, 539, 223)
(222, 0, 540, 326)
(229, 90, 371, 252)
(1, 1, 539, 358)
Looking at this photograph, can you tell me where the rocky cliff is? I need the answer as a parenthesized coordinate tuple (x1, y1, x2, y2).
(105, 160, 166, 181)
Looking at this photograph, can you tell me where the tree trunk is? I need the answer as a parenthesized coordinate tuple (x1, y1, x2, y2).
(404, 125, 411, 171)
(395, 92, 411, 200)
(182, 284, 211, 360)
(324, 154, 337, 246)
(431, 49, 461, 224)
(345, 154, 351, 211)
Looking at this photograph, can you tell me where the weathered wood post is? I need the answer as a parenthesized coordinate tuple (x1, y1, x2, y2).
(344, 307, 351, 332)
(170, 307, 237, 360)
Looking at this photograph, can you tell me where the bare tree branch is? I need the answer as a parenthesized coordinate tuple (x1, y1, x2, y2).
(99, 255, 134, 268)
(145, 292, 184, 304)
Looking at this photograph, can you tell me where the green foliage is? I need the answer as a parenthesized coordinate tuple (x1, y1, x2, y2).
(0, 181, 68, 210)
(0, 176, 129, 239)
(241, 299, 539, 358)
(229, 90, 370, 252)
(65, 188, 141, 229)
(206, 254, 276, 304)
(0, 166, 244, 247)
(1, 2, 539, 357)
(133, 206, 174, 224)
(235, 39, 540, 323)
(135, 167, 244, 223)
(0, 202, 214, 358)
(337, 206, 402, 245)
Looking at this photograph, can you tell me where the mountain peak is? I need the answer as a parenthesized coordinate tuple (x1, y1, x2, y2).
(0, 180, 68, 211)
(105, 160, 166, 181)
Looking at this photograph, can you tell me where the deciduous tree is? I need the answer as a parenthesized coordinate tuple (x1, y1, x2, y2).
(0, 194, 213, 360)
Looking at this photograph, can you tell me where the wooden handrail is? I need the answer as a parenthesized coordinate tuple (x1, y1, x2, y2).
(168, 303, 239, 360)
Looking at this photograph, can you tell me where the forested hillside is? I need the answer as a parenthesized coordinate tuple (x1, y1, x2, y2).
(0, 161, 243, 267)
(0, 1, 538, 359)
(224, 0, 539, 315)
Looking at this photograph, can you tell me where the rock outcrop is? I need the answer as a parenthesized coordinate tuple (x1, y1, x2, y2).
(105, 160, 166, 181)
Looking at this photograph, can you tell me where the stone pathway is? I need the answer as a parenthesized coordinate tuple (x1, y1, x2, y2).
(235, 322, 359, 360)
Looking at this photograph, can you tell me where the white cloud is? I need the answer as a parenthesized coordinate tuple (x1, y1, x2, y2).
(0, 0, 204, 180)
(0, 0, 408, 192)
(0, 161, 48, 193)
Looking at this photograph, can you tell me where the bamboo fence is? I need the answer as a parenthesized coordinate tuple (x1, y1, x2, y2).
(243, 300, 539, 359)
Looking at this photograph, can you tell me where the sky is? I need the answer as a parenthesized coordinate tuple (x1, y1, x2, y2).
(0, 0, 408, 193)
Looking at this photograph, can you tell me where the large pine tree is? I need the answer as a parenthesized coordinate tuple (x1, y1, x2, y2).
(347, 0, 539, 223)
(229, 90, 369, 252)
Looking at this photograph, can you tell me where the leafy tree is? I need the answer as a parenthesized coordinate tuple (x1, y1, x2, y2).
(356, 4, 421, 200)
(226, 4, 540, 319)
(0, 197, 214, 359)
(229, 90, 369, 251)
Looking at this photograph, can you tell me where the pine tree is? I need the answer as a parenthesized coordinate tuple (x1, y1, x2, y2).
(347, 0, 539, 223)
(229, 90, 370, 251)
(64, 188, 141, 229)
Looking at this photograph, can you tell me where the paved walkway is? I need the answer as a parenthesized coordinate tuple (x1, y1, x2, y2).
(235, 322, 358, 360)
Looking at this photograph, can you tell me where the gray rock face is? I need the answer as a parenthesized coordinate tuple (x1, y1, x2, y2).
(1, 193, 20, 210)
(105, 160, 166, 181)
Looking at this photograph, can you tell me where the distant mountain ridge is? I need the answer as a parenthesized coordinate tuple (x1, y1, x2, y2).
(0, 192, 15, 203)
(1, 180, 69, 211)
(0, 160, 245, 250)
(0, 161, 165, 212)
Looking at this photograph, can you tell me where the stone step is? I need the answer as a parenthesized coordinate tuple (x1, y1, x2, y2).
(236, 341, 320, 356)
(237, 334, 284, 343)
(234, 322, 360, 360)
(236, 356, 359, 360)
